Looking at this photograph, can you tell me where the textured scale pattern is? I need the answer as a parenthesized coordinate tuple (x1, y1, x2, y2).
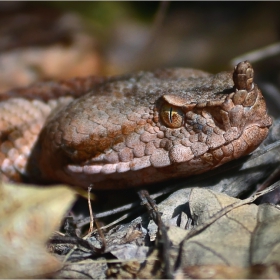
(0, 62, 272, 189)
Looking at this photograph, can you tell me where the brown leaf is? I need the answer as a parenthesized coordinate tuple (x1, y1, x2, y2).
(53, 258, 108, 279)
(0, 182, 76, 278)
(251, 203, 280, 264)
(167, 226, 189, 246)
(176, 263, 280, 279)
(179, 188, 280, 269)
(175, 264, 248, 279)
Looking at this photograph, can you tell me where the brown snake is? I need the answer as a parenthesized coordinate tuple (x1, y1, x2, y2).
(0, 61, 272, 189)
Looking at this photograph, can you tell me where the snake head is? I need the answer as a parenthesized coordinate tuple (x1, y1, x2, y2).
(37, 61, 272, 189)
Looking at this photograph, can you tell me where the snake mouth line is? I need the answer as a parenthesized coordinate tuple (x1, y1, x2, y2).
(65, 121, 270, 179)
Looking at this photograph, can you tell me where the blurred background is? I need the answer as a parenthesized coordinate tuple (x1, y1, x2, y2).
(0, 1, 279, 116)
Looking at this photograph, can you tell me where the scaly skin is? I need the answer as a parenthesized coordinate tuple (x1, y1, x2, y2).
(0, 62, 272, 189)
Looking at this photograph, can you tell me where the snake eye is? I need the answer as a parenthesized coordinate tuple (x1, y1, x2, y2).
(160, 103, 184, 128)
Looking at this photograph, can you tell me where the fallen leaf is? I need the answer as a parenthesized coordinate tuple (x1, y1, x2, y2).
(179, 188, 280, 269)
(175, 263, 280, 279)
(53, 258, 108, 279)
(0, 182, 76, 278)
(251, 203, 280, 264)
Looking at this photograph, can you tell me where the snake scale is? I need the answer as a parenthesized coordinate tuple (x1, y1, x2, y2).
(0, 61, 272, 189)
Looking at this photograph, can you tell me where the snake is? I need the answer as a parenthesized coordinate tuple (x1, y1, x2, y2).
(0, 61, 272, 189)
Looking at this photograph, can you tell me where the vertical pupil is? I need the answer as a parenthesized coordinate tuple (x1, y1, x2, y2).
(169, 107, 173, 123)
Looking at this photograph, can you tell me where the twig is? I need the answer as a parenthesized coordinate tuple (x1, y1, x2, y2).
(87, 186, 94, 234)
(256, 165, 280, 192)
(138, 189, 174, 279)
(231, 42, 280, 66)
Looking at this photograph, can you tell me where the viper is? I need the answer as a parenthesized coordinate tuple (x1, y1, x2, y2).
(0, 61, 272, 189)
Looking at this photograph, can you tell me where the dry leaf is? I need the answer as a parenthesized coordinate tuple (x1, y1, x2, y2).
(176, 263, 280, 279)
(52, 216, 149, 279)
(251, 203, 280, 264)
(53, 258, 108, 279)
(105, 217, 146, 250)
(175, 264, 248, 279)
(147, 188, 191, 241)
(135, 248, 163, 279)
(179, 188, 280, 269)
(167, 226, 189, 246)
(0, 182, 76, 278)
